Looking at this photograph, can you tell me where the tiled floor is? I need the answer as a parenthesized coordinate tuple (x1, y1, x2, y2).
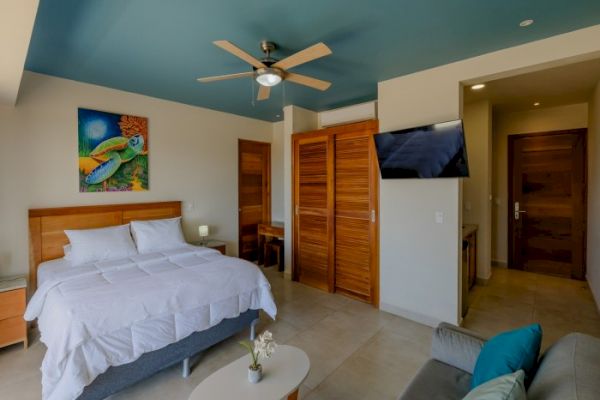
(1, 267, 599, 399)
(463, 267, 600, 351)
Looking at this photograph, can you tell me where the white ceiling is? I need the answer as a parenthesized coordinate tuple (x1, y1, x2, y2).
(464, 57, 600, 112)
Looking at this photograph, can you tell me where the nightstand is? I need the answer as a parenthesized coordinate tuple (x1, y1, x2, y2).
(191, 240, 227, 255)
(0, 276, 28, 349)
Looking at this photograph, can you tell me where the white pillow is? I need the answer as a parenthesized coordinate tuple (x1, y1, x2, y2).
(130, 217, 187, 253)
(64, 224, 138, 266)
(463, 370, 526, 400)
(63, 244, 72, 260)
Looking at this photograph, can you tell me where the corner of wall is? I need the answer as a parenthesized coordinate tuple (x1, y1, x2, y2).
(587, 81, 600, 308)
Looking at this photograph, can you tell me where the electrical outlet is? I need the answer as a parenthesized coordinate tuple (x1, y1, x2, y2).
(435, 211, 444, 224)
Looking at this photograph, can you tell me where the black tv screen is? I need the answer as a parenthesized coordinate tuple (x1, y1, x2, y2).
(374, 119, 469, 179)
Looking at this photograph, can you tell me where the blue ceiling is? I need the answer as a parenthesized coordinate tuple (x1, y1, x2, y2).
(25, 0, 600, 122)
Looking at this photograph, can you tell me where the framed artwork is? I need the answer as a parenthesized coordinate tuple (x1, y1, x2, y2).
(78, 108, 149, 192)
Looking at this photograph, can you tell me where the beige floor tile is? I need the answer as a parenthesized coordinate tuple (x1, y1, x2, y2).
(0, 340, 45, 385)
(4, 265, 600, 400)
(464, 267, 600, 349)
(276, 297, 337, 330)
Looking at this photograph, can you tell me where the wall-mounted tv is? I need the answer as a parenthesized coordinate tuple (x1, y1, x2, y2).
(374, 119, 469, 179)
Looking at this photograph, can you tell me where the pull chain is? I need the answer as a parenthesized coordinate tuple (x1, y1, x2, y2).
(250, 76, 255, 107)
(281, 80, 286, 111)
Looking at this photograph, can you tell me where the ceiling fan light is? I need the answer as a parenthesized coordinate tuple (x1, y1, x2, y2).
(255, 68, 283, 87)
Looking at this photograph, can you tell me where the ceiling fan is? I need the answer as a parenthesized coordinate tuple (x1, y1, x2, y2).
(197, 40, 332, 101)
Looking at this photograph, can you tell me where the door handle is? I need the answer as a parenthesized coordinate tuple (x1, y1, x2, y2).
(514, 201, 526, 220)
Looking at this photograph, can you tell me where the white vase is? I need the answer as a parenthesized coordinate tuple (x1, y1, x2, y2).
(248, 364, 263, 383)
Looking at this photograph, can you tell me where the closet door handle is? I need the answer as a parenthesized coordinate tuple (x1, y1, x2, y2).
(371, 209, 376, 223)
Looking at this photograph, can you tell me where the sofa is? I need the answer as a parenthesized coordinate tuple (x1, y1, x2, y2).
(399, 322, 600, 400)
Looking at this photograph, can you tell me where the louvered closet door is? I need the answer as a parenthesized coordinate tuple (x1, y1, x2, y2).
(335, 127, 379, 304)
(293, 135, 334, 292)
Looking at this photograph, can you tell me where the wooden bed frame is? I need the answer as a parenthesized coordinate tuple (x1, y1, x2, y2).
(28, 201, 181, 291)
(27, 200, 260, 399)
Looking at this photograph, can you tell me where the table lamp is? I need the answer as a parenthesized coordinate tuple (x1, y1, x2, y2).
(198, 225, 209, 245)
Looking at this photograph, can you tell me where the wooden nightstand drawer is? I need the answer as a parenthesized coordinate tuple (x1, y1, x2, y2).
(0, 316, 27, 347)
(190, 240, 226, 255)
(0, 289, 26, 320)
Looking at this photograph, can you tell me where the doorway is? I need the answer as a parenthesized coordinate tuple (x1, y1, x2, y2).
(508, 129, 587, 279)
(238, 139, 271, 261)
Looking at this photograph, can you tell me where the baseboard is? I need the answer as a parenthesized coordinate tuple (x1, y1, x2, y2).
(492, 259, 508, 268)
(586, 273, 600, 312)
(379, 302, 446, 328)
(476, 276, 491, 286)
(283, 271, 293, 281)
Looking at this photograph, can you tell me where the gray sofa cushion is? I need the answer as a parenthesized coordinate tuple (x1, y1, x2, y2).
(431, 322, 486, 374)
(398, 359, 472, 400)
(528, 333, 600, 400)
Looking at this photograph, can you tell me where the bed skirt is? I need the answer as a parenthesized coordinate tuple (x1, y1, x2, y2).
(77, 309, 259, 400)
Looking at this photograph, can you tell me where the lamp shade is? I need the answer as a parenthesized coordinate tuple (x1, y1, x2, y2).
(198, 225, 209, 238)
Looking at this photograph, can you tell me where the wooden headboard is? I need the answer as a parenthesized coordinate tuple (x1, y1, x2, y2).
(28, 201, 181, 291)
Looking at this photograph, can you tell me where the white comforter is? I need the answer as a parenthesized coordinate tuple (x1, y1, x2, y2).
(25, 245, 277, 400)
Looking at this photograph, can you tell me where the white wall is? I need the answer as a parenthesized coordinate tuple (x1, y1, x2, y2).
(271, 121, 284, 222)
(492, 103, 589, 264)
(0, 0, 38, 106)
(378, 69, 463, 325)
(377, 24, 600, 326)
(0, 72, 273, 277)
(588, 82, 600, 304)
(463, 100, 492, 280)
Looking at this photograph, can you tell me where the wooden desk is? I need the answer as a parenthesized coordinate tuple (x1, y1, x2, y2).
(461, 224, 477, 318)
(257, 222, 284, 266)
(462, 224, 477, 290)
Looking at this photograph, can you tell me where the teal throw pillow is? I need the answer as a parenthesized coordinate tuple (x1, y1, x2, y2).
(471, 323, 542, 389)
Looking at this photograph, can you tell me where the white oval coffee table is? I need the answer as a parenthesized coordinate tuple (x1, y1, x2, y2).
(188, 345, 310, 400)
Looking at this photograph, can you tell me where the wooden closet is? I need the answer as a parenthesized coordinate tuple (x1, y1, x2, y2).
(292, 120, 379, 305)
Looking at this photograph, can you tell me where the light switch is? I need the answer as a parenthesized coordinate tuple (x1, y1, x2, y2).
(435, 211, 444, 224)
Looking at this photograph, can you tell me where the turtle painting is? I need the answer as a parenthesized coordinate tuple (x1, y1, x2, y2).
(78, 108, 149, 192)
(86, 134, 145, 184)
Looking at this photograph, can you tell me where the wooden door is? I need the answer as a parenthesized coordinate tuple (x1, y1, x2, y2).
(508, 129, 586, 279)
(334, 122, 379, 304)
(292, 120, 379, 304)
(293, 134, 335, 292)
(238, 139, 271, 261)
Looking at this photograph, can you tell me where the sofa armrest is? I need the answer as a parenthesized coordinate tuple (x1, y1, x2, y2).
(430, 322, 486, 374)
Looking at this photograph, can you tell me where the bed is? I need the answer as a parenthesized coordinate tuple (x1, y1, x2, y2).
(26, 201, 277, 400)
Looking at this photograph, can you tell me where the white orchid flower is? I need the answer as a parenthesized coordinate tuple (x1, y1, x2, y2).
(239, 330, 277, 370)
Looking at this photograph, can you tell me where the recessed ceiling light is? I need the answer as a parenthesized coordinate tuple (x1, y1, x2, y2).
(519, 19, 534, 27)
(471, 84, 486, 90)
(533, 102, 540, 106)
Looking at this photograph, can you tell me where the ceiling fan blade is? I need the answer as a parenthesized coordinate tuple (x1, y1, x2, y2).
(196, 71, 254, 83)
(272, 42, 332, 70)
(213, 40, 266, 69)
(257, 85, 271, 101)
(285, 72, 331, 91)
